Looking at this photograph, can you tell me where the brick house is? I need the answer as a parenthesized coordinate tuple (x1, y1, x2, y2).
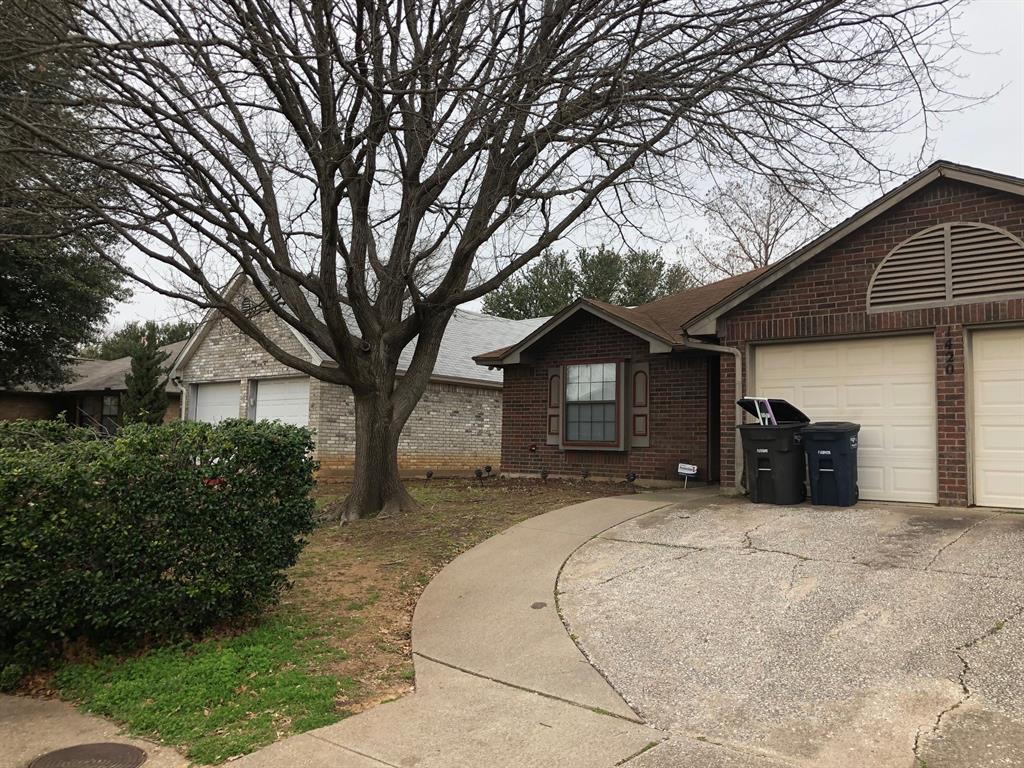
(0, 342, 183, 430)
(475, 161, 1024, 509)
(171, 279, 544, 476)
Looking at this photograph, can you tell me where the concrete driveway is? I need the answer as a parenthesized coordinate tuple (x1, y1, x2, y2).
(558, 498, 1024, 768)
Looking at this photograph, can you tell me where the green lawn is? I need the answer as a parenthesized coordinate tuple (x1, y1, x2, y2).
(55, 616, 356, 764)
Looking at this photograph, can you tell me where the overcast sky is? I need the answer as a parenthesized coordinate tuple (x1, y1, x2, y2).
(109, 0, 1024, 329)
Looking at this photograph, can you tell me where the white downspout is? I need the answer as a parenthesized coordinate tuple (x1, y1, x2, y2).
(679, 336, 745, 491)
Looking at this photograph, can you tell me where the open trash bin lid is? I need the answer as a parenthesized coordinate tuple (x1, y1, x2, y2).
(737, 398, 810, 424)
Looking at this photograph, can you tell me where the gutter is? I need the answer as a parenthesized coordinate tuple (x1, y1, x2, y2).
(678, 336, 745, 491)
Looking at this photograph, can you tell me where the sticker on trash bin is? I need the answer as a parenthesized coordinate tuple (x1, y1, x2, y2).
(756, 448, 768, 454)
(818, 450, 831, 455)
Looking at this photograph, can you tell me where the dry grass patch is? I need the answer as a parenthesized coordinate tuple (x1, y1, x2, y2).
(50, 477, 625, 763)
(291, 477, 627, 711)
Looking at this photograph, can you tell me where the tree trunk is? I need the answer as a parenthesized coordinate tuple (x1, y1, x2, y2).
(342, 391, 416, 521)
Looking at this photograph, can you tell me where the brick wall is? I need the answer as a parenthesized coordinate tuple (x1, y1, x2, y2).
(719, 178, 1024, 505)
(0, 391, 177, 427)
(178, 292, 502, 474)
(500, 311, 712, 481)
(311, 378, 501, 475)
(177, 294, 311, 420)
(0, 393, 62, 421)
(161, 395, 182, 422)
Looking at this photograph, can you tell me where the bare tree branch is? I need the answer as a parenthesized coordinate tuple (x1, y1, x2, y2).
(0, 0, 970, 516)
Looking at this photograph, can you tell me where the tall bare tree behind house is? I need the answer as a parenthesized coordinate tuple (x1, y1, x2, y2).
(0, 0, 966, 517)
(688, 178, 836, 280)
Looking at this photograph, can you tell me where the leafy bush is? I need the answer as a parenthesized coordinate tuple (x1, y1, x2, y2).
(0, 419, 316, 688)
(0, 417, 100, 450)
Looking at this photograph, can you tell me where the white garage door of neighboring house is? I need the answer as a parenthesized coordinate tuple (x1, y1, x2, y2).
(971, 328, 1024, 509)
(253, 377, 309, 427)
(754, 336, 937, 503)
(193, 381, 241, 423)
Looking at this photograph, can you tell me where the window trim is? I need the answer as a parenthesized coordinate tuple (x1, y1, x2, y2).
(561, 358, 623, 449)
(100, 392, 121, 433)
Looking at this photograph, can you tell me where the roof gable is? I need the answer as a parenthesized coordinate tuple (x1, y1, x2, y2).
(172, 276, 543, 387)
(683, 160, 1024, 336)
(474, 300, 674, 366)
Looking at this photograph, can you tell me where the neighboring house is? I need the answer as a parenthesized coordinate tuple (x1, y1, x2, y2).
(0, 341, 184, 430)
(475, 160, 1024, 510)
(171, 283, 546, 476)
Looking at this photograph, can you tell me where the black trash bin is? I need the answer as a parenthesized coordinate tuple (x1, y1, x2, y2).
(802, 422, 860, 506)
(736, 398, 810, 504)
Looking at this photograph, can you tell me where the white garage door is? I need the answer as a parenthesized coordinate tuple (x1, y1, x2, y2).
(755, 336, 937, 503)
(971, 328, 1024, 509)
(254, 377, 309, 426)
(193, 381, 240, 423)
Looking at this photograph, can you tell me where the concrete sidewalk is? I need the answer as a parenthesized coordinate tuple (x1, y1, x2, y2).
(229, 490, 709, 768)
(1, 694, 187, 768)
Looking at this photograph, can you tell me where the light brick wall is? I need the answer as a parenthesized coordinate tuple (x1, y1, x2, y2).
(312, 378, 502, 475)
(177, 298, 310, 420)
(177, 294, 502, 474)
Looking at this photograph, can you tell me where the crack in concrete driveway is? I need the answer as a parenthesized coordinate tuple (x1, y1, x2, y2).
(559, 498, 1024, 768)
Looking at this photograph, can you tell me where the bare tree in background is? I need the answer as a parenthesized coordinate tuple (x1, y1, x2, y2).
(686, 178, 837, 280)
(0, 0, 965, 517)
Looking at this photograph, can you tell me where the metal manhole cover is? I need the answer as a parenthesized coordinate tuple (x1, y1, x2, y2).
(29, 743, 146, 768)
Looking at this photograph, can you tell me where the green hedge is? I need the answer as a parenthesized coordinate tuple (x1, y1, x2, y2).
(0, 419, 316, 688)
(0, 418, 100, 450)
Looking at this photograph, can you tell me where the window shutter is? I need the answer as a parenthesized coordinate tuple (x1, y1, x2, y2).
(629, 362, 650, 448)
(546, 367, 561, 446)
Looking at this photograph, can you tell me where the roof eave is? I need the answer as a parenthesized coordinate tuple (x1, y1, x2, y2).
(475, 300, 674, 366)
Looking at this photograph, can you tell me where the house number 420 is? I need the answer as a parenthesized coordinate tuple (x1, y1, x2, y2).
(944, 327, 954, 376)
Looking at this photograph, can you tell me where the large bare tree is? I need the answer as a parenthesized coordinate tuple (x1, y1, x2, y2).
(1, 0, 964, 517)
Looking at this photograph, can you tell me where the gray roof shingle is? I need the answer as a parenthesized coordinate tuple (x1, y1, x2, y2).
(5, 340, 186, 394)
(301, 307, 547, 385)
(406, 310, 548, 384)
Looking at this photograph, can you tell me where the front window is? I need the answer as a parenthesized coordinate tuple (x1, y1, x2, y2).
(101, 394, 120, 434)
(565, 363, 618, 444)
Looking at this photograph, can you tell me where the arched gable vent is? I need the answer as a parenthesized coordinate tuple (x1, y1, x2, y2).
(867, 222, 1024, 312)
